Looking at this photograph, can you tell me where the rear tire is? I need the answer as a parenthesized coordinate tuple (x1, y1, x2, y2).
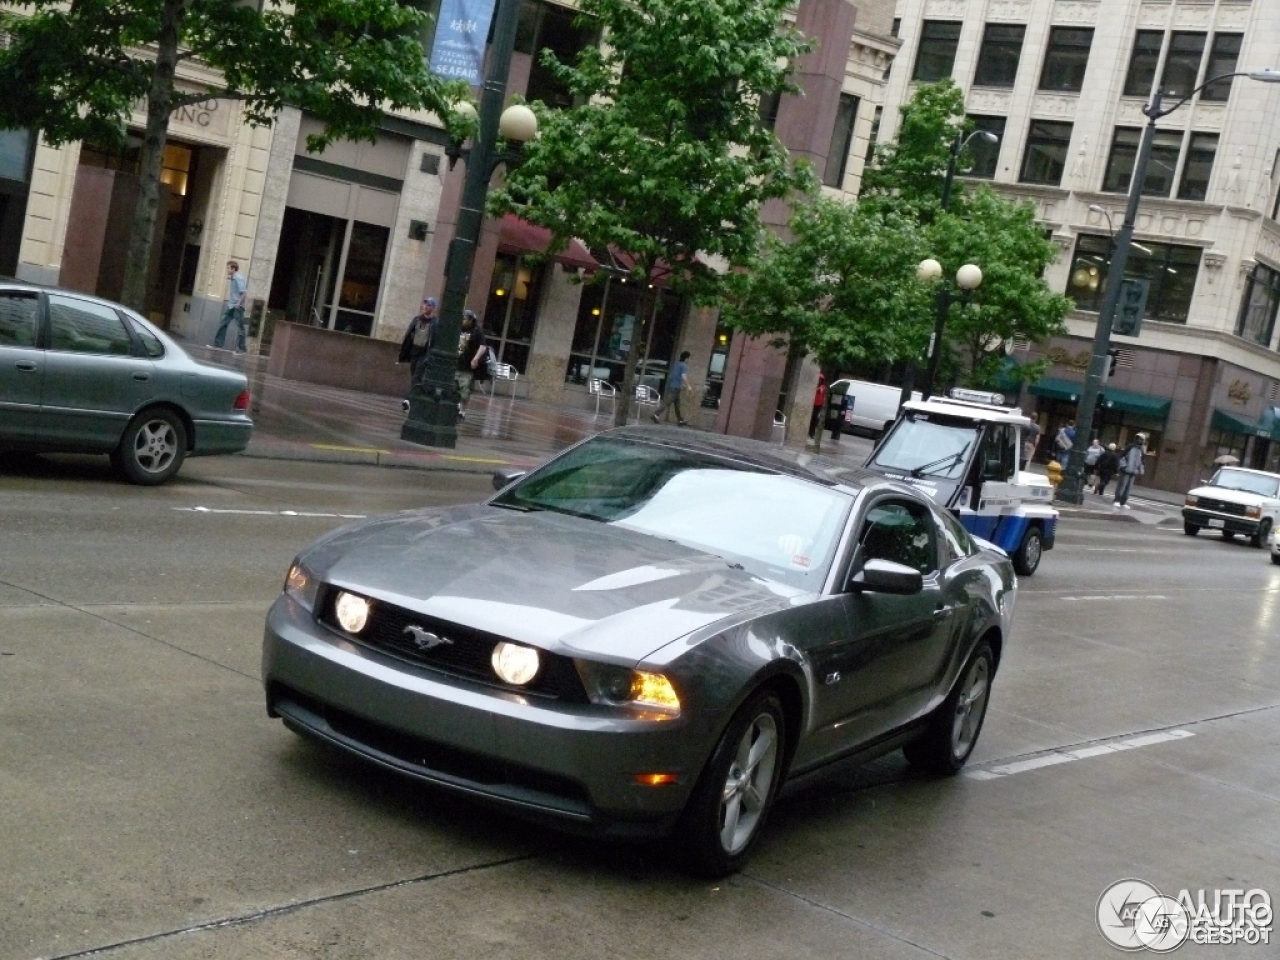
(116, 408, 187, 485)
(674, 689, 786, 878)
(1012, 526, 1043, 576)
(1250, 520, 1272, 549)
(903, 640, 994, 775)
(1183, 522, 1200, 536)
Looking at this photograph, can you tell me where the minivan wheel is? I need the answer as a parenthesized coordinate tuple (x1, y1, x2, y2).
(116, 408, 187, 485)
(675, 689, 785, 878)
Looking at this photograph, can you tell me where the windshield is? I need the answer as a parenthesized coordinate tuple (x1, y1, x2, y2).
(1208, 468, 1280, 498)
(492, 436, 851, 589)
(868, 416, 980, 480)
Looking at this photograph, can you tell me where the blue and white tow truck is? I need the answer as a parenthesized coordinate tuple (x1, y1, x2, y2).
(864, 389, 1058, 575)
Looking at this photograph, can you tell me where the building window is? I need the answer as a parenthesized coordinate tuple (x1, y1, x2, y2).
(1067, 234, 1202, 324)
(1178, 133, 1218, 201)
(1160, 32, 1206, 100)
(1039, 27, 1093, 93)
(1202, 33, 1242, 102)
(482, 253, 545, 374)
(516, 0, 598, 110)
(0, 128, 32, 182)
(1102, 127, 1182, 197)
(973, 24, 1025, 88)
(1123, 30, 1164, 97)
(913, 21, 962, 82)
(564, 277, 683, 389)
(891, 18, 900, 39)
(823, 94, 859, 188)
(865, 105, 882, 164)
(1019, 120, 1072, 185)
(758, 89, 781, 132)
(965, 115, 1005, 179)
(1236, 262, 1280, 348)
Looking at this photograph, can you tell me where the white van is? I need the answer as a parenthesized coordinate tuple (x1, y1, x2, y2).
(826, 378, 922, 437)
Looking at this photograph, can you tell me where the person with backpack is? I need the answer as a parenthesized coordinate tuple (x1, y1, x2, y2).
(1054, 420, 1076, 467)
(455, 309, 489, 420)
(1113, 433, 1147, 510)
(1094, 442, 1120, 496)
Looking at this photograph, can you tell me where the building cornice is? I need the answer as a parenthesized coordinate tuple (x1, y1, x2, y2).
(1064, 311, 1280, 376)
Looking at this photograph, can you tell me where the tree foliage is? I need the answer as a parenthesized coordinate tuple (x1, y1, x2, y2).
(489, 0, 815, 424)
(722, 80, 1070, 394)
(0, 0, 464, 309)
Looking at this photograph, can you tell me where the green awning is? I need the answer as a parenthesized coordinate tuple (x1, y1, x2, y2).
(1260, 406, 1280, 442)
(1027, 377, 1083, 403)
(1212, 407, 1274, 439)
(1098, 387, 1170, 419)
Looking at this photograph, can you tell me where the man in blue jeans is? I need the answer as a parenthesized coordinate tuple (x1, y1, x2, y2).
(212, 260, 248, 353)
(651, 351, 692, 425)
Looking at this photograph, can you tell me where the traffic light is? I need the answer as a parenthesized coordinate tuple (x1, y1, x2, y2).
(1107, 348, 1120, 378)
(1113, 279, 1149, 337)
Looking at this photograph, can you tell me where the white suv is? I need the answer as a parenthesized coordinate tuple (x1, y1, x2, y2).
(1182, 466, 1280, 549)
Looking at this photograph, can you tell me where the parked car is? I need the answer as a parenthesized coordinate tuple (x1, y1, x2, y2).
(0, 283, 253, 484)
(262, 428, 1017, 877)
(1182, 466, 1280, 548)
(825, 378, 922, 437)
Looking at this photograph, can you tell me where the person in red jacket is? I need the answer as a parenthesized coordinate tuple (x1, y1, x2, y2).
(808, 374, 827, 439)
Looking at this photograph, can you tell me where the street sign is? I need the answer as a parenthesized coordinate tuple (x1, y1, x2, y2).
(1113, 278, 1149, 337)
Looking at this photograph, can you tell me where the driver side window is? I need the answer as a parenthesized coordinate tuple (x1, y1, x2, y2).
(858, 500, 938, 575)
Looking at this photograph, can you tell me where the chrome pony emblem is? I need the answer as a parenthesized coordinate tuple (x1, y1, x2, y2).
(404, 625, 453, 651)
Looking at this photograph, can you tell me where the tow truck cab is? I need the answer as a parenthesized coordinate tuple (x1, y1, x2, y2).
(864, 389, 1058, 575)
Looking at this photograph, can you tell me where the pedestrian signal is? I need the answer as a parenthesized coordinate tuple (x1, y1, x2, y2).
(1113, 279, 1149, 337)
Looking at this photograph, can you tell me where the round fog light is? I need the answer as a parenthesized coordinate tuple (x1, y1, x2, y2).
(492, 641, 540, 685)
(334, 591, 371, 634)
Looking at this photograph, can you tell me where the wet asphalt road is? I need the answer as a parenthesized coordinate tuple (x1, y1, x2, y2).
(1, 452, 1277, 960)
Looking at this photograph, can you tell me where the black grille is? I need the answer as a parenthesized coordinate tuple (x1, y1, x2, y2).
(318, 587, 588, 702)
(1195, 497, 1248, 517)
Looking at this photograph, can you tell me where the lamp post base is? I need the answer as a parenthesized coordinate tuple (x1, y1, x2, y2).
(1055, 465, 1086, 505)
(400, 389, 459, 448)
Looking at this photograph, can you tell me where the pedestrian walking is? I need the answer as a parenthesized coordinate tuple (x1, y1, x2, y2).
(809, 373, 827, 439)
(1095, 442, 1119, 496)
(651, 351, 692, 426)
(211, 260, 248, 353)
(398, 297, 438, 411)
(1112, 433, 1147, 509)
(1084, 436, 1104, 488)
(1053, 420, 1076, 467)
(1021, 413, 1041, 464)
(455, 309, 489, 419)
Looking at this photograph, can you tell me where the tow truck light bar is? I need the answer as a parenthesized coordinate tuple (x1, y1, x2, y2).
(948, 388, 1006, 406)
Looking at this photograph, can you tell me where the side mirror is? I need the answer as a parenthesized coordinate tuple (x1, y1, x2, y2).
(850, 558, 924, 595)
(492, 468, 527, 491)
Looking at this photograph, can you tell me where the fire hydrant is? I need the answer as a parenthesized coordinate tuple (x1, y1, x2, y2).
(1045, 460, 1063, 488)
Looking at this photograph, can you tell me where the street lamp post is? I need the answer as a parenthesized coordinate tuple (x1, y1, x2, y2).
(1055, 68, 1280, 504)
(916, 258, 984, 399)
(900, 128, 998, 406)
(400, 0, 537, 448)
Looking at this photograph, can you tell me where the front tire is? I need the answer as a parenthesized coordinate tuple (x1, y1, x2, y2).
(1250, 520, 1272, 549)
(116, 408, 187, 485)
(1183, 522, 1200, 536)
(675, 689, 786, 878)
(904, 641, 994, 775)
(1012, 526, 1043, 576)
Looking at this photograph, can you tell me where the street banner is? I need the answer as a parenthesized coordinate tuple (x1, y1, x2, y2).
(429, 0, 498, 87)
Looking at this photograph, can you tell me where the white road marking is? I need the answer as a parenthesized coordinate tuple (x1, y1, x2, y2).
(967, 729, 1194, 781)
(175, 507, 367, 519)
(1057, 594, 1168, 601)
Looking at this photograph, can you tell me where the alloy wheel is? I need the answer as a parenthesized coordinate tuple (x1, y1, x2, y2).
(718, 712, 779, 854)
(950, 655, 991, 760)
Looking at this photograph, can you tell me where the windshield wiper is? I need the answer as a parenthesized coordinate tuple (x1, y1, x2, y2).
(907, 443, 971, 478)
(491, 501, 543, 512)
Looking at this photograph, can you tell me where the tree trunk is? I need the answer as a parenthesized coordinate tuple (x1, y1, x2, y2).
(612, 261, 658, 428)
(121, 0, 185, 312)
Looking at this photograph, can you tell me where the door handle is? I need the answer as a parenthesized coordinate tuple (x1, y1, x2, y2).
(132, 372, 151, 382)
(934, 604, 955, 617)
(15, 360, 37, 371)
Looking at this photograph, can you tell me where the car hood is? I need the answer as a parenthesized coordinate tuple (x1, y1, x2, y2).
(1187, 484, 1277, 506)
(300, 505, 810, 663)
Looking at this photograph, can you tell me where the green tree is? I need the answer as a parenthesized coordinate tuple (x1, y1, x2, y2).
(0, 0, 463, 311)
(489, 0, 815, 425)
(722, 79, 1069, 397)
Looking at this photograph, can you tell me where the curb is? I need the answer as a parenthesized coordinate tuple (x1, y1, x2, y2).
(238, 443, 543, 475)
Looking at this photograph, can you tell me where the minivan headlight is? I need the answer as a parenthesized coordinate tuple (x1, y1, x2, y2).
(284, 562, 320, 612)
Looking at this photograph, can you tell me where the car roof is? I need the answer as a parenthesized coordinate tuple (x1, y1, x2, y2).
(606, 426, 899, 494)
(1213, 466, 1280, 479)
(901, 398, 1031, 427)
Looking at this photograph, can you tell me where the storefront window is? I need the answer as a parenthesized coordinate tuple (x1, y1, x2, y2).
(565, 277, 683, 389)
(483, 252, 544, 373)
(333, 221, 389, 336)
(1067, 234, 1201, 323)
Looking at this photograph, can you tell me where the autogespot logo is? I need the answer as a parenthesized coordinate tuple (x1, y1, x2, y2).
(1098, 879, 1273, 952)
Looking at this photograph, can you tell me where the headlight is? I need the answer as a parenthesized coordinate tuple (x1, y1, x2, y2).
(334, 591, 371, 634)
(492, 641, 541, 685)
(284, 562, 319, 612)
(1184, 495, 1198, 507)
(575, 660, 681, 717)
(1246, 505, 1262, 518)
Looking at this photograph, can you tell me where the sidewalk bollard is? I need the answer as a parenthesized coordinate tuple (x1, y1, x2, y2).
(1046, 461, 1062, 488)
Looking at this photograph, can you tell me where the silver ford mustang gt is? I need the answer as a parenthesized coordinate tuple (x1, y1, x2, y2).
(262, 428, 1017, 876)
